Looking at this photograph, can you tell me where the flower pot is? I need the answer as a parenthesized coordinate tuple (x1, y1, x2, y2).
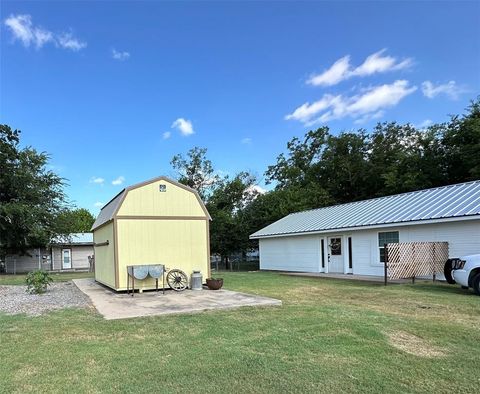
(206, 278, 224, 290)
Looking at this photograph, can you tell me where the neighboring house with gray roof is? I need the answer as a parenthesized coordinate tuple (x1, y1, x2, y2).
(250, 181, 480, 276)
(4, 233, 94, 274)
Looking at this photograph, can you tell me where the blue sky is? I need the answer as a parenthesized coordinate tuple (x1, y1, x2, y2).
(1, 1, 479, 214)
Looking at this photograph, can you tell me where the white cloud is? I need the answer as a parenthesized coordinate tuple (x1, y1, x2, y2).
(286, 80, 417, 125)
(307, 56, 351, 87)
(248, 185, 267, 195)
(57, 32, 86, 51)
(112, 48, 130, 61)
(421, 80, 465, 100)
(94, 202, 104, 208)
(112, 176, 125, 186)
(4, 14, 53, 48)
(90, 177, 105, 185)
(4, 14, 86, 51)
(351, 49, 413, 77)
(416, 119, 433, 129)
(162, 131, 171, 140)
(307, 49, 413, 87)
(171, 118, 194, 136)
(354, 111, 385, 125)
(241, 137, 252, 144)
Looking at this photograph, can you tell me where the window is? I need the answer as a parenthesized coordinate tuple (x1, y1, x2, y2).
(329, 238, 342, 255)
(378, 231, 399, 263)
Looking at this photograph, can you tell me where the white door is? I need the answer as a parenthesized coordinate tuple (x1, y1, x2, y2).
(62, 249, 72, 269)
(327, 237, 343, 273)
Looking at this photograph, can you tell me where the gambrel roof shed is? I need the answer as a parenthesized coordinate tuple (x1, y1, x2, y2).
(91, 176, 211, 291)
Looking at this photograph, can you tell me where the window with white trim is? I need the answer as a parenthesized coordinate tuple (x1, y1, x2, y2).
(378, 231, 399, 263)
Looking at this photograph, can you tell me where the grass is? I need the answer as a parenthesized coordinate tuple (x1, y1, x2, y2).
(0, 271, 479, 393)
(0, 271, 94, 286)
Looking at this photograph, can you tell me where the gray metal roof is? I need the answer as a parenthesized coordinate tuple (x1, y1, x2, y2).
(250, 180, 480, 239)
(91, 190, 125, 230)
(52, 232, 94, 245)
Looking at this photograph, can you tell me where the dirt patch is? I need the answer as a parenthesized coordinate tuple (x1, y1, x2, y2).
(387, 330, 446, 357)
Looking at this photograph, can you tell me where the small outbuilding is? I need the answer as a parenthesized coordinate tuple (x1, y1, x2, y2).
(91, 176, 211, 291)
(250, 181, 480, 276)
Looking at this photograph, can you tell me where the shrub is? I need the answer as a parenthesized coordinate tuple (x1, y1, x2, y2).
(25, 270, 53, 294)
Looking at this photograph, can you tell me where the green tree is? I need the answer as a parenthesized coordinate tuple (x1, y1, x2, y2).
(0, 125, 68, 256)
(442, 99, 480, 183)
(170, 147, 220, 201)
(56, 208, 95, 234)
(207, 172, 258, 269)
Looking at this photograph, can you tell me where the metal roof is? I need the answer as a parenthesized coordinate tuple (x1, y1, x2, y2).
(52, 232, 94, 245)
(250, 180, 480, 239)
(91, 190, 125, 230)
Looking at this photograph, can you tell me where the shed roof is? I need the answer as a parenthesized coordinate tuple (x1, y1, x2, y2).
(52, 232, 94, 245)
(250, 180, 480, 239)
(91, 176, 211, 230)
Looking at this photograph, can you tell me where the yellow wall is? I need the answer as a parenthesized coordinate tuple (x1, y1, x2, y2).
(116, 219, 209, 290)
(117, 179, 206, 217)
(93, 222, 116, 288)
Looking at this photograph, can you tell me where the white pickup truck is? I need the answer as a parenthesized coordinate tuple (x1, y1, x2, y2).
(444, 254, 480, 295)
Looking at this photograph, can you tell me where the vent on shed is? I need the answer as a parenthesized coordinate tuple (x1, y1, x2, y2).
(159, 184, 167, 192)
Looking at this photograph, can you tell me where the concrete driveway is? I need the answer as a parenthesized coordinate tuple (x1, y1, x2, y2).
(73, 278, 281, 320)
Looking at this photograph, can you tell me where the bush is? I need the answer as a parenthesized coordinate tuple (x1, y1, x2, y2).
(25, 270, 53, 294)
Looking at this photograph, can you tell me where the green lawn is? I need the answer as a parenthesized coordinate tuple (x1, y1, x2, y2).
(0, 271, 94, 286)
(0, 272, 479, 393)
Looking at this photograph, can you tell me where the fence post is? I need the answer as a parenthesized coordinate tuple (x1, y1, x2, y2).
(384, 243, 388, 286)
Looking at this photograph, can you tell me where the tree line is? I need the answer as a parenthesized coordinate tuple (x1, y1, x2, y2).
(1, 100, 478, 262)
(171, 100, 480, 267)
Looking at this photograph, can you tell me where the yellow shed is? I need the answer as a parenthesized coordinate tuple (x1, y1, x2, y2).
(91, 176, 211, 291)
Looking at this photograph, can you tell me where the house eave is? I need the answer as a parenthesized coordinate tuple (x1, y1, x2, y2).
(249, 214, 480, 240)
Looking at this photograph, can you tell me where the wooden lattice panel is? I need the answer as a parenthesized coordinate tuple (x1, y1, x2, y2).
(385, 242, 449, 280)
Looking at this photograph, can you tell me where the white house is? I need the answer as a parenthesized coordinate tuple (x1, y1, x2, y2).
(250, 181, 480, 276)
(3, 233, 94, 274)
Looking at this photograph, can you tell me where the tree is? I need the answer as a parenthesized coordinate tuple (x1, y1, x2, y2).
(265, 127, 329, 188)
(442, 99, 480, 183)
(170, 147, 220, 201)
(207, 172, 258, 268)
(56, 208, 95, 234)
(0, 125, 68, 256)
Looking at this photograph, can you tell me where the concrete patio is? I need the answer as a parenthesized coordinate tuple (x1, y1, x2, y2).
(73, 278, 282, 320)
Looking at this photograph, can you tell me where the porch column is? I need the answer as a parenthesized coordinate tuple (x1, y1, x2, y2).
(343, 235, 349, 274)
(323, 236, 329, 274)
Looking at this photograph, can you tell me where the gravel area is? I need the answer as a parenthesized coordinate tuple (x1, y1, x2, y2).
(0, 282, 91, 316)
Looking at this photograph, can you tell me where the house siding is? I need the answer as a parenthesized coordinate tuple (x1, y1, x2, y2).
(93, 222, 116, 288)
(259, 235, 321, 272)
(52, 245, 93, 270)
(117, 179, 205, 217)
(116, 218, 209, 291)
(258, 219, 480, 276)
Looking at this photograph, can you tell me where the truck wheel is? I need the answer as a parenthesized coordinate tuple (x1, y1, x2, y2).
(472, 273, 480, 296)
(444, 259, 456, 285)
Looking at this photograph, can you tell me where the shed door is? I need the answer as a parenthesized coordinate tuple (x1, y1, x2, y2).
(62, 249, 72, 269)
(328, 237, 343, 273)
